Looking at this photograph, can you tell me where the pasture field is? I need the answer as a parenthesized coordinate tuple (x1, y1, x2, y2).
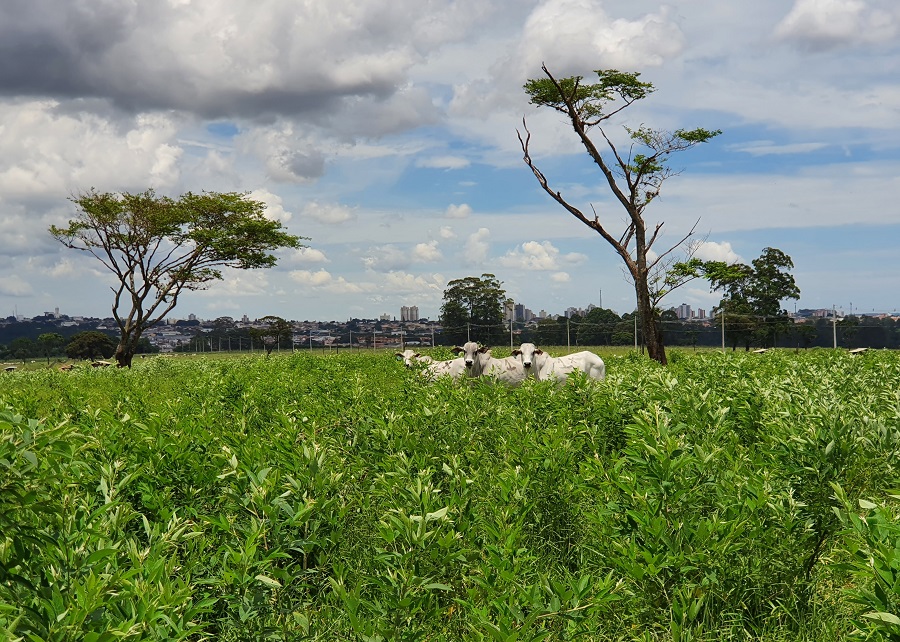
(2, 349, 899, 641)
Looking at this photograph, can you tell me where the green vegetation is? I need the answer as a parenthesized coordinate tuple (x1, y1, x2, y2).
(2, 349, 899, 640)
(50, 189, 304, 367)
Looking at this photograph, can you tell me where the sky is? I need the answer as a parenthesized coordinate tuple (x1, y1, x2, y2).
(1, 0, 899, 323)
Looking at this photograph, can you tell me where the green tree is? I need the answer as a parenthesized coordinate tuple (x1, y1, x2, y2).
(520, 65, 720, 365)
(36, 332, 65, 363)
(50, 189, 305, 367)
(9, 337, 35, 363)
(531, 317, 565, 346)
(576, 308, 621, 345)
(702, 248, 800, 349)
(253, 315, 294, 356)
(65, 331, 117, 361)
(439, 274, 509, 346)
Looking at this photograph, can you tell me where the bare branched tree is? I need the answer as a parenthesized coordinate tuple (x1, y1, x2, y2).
(519, 64, 720, 365)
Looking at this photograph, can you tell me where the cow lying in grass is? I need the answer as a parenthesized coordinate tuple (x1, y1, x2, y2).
(454, 341, 528, 386)
(512, 342, 606, 383)
(395, 349, 435, 368)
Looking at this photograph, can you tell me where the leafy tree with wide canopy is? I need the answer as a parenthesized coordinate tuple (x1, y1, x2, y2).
(519, 65, 720, 365)
(703, 247, 800, 349)
(439, 274, 510, 346)
(65, 331, 117, 361)
(50, 190, 305, 367)
(37, 332, 65, 363)
(253, 315, 294, 356)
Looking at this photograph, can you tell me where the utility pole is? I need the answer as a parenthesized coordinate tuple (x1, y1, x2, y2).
(467, 323, 470, 342)
(566, 317, 571, 350)
(832, 305, 837, 349)
(721, 310, 725, 353)
(509, 319, 514, 351)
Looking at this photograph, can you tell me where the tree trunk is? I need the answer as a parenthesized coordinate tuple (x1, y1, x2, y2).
(115, 330, 141, 368)
(635, 275, 667, 366)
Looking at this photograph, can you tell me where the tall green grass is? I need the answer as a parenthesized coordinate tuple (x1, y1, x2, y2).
(2, 349, 899, 640)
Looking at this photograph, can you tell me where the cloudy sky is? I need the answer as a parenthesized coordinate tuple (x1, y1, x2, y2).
(2, 0, 898, 322)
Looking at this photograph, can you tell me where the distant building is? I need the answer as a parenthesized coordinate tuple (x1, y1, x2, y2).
(697, 308, 706, 320)
(400, 305, 419, 322)
(676, 303, 692, 320)
(514, 303, 525, 322)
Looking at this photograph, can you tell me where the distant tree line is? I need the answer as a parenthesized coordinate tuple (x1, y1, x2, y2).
(0, 330, 159, 363)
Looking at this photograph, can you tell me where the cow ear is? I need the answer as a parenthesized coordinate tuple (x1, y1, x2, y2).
(414, 353, 421, 358)
(453, 346, 464, 353)
(479, 346, 490, 353)
(395, 353, 403, 357)
(512, 349, 521, 356)
(535, 349, 543, 355)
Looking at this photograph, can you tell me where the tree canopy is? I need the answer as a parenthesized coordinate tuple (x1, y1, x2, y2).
(520, 65, 720, 365)
(50, 190, 305, 367)
(701, 247, 800, 349)
(439, 274, 509, 346)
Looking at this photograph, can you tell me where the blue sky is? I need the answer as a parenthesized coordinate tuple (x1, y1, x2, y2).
(1, 0, 898, 322)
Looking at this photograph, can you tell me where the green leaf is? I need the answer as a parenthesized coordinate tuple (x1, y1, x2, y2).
(255, 574, 282, 588)
(862, 611, 900, 626)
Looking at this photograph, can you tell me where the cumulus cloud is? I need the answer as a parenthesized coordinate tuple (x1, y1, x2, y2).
(361, 244, 409, 271)
(382, 271, 445, 293)
(248, 188, 292, 222)
(450, 0, 684, 119)
(439, 226, 456, 240)
(445, 203, 472, 219)
(464, 227, 491, 265)
(300, 201, 357, 225)
(774, 0, 899, 51)
(199, 270, 270, 297)
(412, 240, 443, 262)
(0, 0, 491, 123)
(292, 247, 330, 264)
(498, 241, 588, 271)
(693, 241, 744, 264)
(289, 268, 371, 294)
(550, 272, 571, 283)
(0, 101, 183, 199)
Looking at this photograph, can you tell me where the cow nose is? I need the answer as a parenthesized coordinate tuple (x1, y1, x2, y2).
(524, 361, 531, 368)
(465, 360, 473, 366)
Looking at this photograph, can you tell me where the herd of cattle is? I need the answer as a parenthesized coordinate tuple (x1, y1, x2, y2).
(396, 342, 606, 386)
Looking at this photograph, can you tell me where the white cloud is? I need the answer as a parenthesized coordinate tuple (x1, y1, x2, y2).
(289, 269, 370, 294)
(416, 155, 470, 170)
(0, 101, 183, 200)
(464, 227, 491, 264)
(412, 240, 442, 262)
(729, 140, 830, 156)
(439, 226, 456, 240)
(300, 201, 357, 225)
(693, 241, 744, 265)
(361, 244, 409, 271)
(0, 274, 33, 297)
(290, 269, 334, 287)
(446, 203, 472, 219)
(550, 272, 571, 283)
(248, 188, 292, 223)
(292, 247, 330, 264)
(499, 240, 587, 271)
(200, 270, 270, 297)
(774, 0, 899, 51)
(383, 271, 445, 293)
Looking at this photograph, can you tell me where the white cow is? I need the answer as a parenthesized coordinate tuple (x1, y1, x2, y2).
(455, 342, 528, 386)
(423, 357, 467, 380)
(513, 343, 606, 384)
(395, 349, 435, 368)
